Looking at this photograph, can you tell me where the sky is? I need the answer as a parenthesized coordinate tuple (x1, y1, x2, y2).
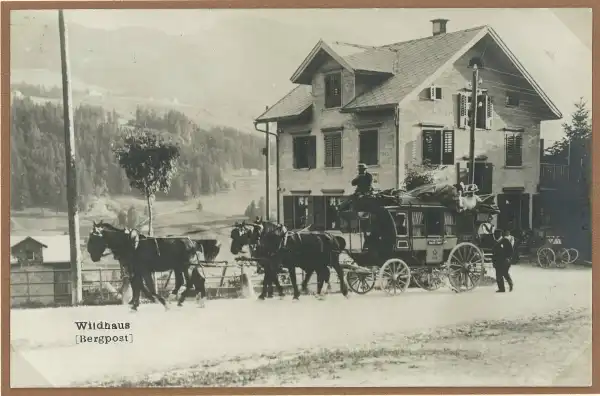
(15, 8, 593, 143)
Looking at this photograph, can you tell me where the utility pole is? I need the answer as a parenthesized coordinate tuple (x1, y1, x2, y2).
(58, 10, 82, 305)
(264, 106, 270, 221)
(469, 64, 479, 185)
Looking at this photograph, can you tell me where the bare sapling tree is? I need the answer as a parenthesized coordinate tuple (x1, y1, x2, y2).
(113, 128, 180, 236)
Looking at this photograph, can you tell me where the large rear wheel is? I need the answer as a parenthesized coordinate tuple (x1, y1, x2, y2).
(446, 242, 485, 293)
(378, 258, 411, 295)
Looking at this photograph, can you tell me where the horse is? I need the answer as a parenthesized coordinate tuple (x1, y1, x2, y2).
(253, 221, 349, 300)
(230, 221, 285, 300)
(87, 221, 207, 311)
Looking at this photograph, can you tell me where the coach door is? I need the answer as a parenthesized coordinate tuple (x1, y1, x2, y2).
(424, 208, 445, 265)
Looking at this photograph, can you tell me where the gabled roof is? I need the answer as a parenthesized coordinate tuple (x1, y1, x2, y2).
(343, 26, 488, 111)
(10, 235, 71, 263)
(256, 24, 562, 123)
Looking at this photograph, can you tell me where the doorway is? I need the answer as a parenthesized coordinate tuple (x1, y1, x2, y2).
(497, 193, 530, 232)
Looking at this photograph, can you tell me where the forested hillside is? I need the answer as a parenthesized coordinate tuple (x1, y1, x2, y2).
(10, 97, 270, 211)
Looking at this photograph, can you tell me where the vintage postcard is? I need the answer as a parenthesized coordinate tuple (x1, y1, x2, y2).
(5, 6, 593, 389)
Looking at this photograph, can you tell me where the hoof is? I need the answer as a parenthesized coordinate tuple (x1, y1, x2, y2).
(177, 302, 183, 307)
(197, 297, 206, 308)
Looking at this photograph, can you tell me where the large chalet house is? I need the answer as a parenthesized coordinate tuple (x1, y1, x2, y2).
(256, 19, 562, 234)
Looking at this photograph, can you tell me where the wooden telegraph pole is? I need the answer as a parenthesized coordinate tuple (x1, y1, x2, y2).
(469, 64, 479, 185)
(264, 105, 270, 221)
(58, 10, 83, 305)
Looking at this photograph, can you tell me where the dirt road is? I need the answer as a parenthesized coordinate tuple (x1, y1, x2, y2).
(10, 265, 592, 387)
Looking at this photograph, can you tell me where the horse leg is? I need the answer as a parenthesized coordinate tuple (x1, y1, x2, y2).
(142, 271, 168, 310)
(130, 273, 143, 312)
(258, 263, 269, 300)
(315, 267, 325, 299)
(331, 253, 349, 298)
(273, 267, 285, 298)
(301, 268, 313, 295)
(185, 267, 206, 308)
(289, 263, 301, 300)
(267, 272, 274, 298)
(170, 271, 184, 302)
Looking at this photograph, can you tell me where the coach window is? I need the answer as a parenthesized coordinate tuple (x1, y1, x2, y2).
(425, 210, 444, 236)
(411, 211, 425, 237)
(392, 212, 408, 236)
(444, 212, 457, 236)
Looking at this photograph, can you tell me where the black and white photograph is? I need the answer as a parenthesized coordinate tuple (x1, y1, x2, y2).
(8, 7, 592, 388)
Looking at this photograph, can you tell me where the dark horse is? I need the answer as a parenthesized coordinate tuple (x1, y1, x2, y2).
(230, 221, 285, 300)
(253, 221, 349, 300)
(86, 221, 207, 311)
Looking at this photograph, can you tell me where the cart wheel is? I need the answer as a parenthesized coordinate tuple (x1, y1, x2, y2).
(567, 248, 579, 264)
(378, 259, 411, 295)
(346, 270, 376, 294)
(413, 268, 443, 292)
(446, 242, 485, 293)
(537, 247, 555, 268)
(555, 248, 570, 268)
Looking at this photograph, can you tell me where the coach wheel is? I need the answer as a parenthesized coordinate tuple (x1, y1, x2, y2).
(446, 242, 485, 293)
(378, 258, 411, 295)
(413, 268, 444, 292)
(555, 248, 570, 268)
(566, 248, 579, 264)
(537, 247, 555, 268)
(346, 269, 376, 294)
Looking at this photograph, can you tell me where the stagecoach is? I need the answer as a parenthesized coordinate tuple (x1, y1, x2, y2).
(338, 186, 496, 295)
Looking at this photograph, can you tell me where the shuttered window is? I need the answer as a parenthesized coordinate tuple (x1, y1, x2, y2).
(293, 136, 316, 169)
(324, 132, 342, 168)
(458, 91, 493, 130)
(505, 132, 523, 167)
(422, 129, 454, 166)
(324, 73, 342, 109)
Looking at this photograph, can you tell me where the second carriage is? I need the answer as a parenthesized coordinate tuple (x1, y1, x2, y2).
(338, 192, 491, 295)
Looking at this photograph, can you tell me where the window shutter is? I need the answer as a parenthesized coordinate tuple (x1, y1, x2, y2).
(483, 163, 493, 194)
(505, 132, 523, 167)
(429, 86, 436, 100)
(324, 135, 333, 168)
(422, 130, 441, 165)
(333, 134, 341, 167)
(458, 92, 468, 128)
(308, 136, 317, 169)
(485, 95, 493, 130)
(442, 130, 454, 165)
(283, 196, 294, 229)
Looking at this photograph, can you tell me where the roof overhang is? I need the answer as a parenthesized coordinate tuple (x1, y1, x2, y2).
(11, 237, 48, 249)
(340, 103, 397, 113)
(290, 40, 355, 85)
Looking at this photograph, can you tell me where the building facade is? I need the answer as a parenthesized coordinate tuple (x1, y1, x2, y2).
(256, 20, 562, 233)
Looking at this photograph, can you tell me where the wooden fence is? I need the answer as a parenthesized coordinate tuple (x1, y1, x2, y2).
(10, 266, 344, 308)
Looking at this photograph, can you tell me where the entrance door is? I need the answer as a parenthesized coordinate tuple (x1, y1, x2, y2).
(497, 193, 530, 231)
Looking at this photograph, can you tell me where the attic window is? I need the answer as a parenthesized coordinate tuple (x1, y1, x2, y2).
(324, 72, 342, 109)
(505, 92, 520, 107)
(429, 86, 443, 100)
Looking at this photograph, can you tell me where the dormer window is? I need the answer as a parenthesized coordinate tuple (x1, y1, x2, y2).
(429, 86, 443, 100)
(324, 72, 342, 109)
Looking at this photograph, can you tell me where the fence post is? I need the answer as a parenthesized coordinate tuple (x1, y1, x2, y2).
(25, 271, 31, 303)
(99, 268, 104, 302)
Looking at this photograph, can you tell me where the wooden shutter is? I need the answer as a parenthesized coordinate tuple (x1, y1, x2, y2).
(482, 163, 493, 194)
(458, 92, 468, 128)
(429, 86, 436, 100)
(308, 136, 317, 169)
(505, 132, 523, 167)
(325, 133, 342, 168)
(292, 138, 298, 169)
(442, 130, 454, 165)
(283, 196, 294, 228)
(485, 95, 493, 130)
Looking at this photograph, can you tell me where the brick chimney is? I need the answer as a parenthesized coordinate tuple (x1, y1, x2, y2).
(431, 19, 449, 36)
